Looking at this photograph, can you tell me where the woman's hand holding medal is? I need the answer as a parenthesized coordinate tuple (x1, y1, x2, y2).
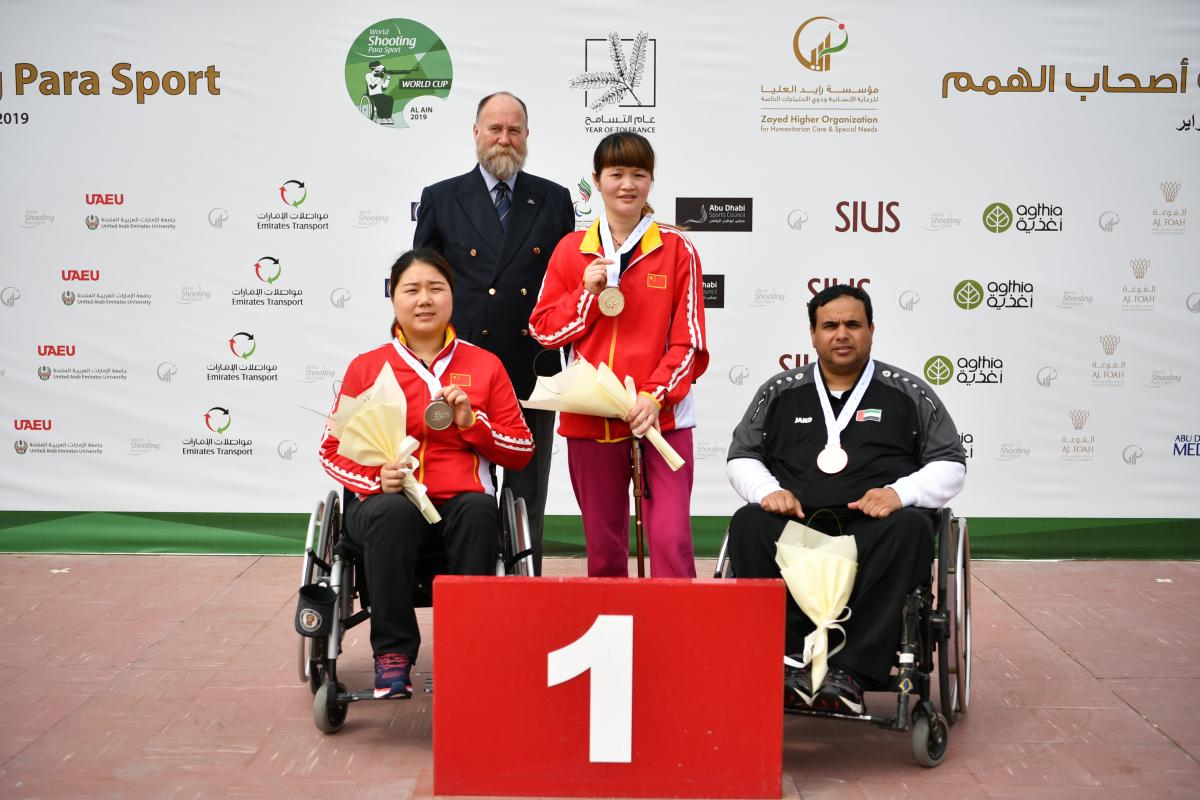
(427, 384, 474, 430)
(583, 258, 612, 296)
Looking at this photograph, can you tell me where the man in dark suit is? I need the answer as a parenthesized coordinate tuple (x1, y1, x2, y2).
(414, 91, 574, 575)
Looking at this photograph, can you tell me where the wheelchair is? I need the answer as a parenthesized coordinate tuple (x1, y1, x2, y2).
(296, 486, 534, 733)
(358, 93, 376, 120)
(714, 508, 971, 767)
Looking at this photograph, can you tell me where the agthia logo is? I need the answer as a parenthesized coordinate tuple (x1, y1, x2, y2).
(279, 180, 307, 208)
(204, 407, 232, 434)
(228, 332, 256, 359)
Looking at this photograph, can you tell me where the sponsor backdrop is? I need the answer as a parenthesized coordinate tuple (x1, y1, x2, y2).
(2, 0, 1197, 555)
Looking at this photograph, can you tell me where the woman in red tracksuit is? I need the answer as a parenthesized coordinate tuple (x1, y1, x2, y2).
(529, 132, 709, 578)
(320, 248, 533, 698)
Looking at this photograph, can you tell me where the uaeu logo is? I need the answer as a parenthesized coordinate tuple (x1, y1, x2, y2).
(677, 198, 752, 231)
(834, 201, 899, 233)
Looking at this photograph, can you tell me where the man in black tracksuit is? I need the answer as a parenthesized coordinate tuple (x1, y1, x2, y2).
(725, 284, 966, 714)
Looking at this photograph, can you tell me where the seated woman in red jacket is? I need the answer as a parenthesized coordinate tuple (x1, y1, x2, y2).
(320, 248, 533, 698)
(529, 132, 709, 578)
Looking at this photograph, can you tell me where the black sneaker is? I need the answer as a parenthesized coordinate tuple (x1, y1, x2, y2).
(783, 655, 814, 708)
(814, 666, 865, 715)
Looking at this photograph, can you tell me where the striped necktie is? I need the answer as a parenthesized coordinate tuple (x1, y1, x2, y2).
(494, 182, 511, 230)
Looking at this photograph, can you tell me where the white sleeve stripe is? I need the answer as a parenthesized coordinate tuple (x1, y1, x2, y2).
(474, 410, 535, 449)
(658, 228, 703, 397)
(530, 289, 594, 346)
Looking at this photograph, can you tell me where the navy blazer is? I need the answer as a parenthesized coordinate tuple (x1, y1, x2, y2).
(414, 166, 574, 399)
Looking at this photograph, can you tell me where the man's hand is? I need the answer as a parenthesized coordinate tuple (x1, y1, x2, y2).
(583, 258, 612, 296)
(848, 487, 903, 519)
(759, 489, 804, 519)
(379, 456, 417, 494)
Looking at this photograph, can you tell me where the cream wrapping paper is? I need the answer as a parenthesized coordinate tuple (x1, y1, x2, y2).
(775, 520, 858, 692)
(521, 356, 684, 471)
(329, 363, 440, 524)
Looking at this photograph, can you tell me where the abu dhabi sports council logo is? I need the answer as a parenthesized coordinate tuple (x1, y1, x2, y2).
(254, 256, 281, 284)
(898, 290, 920, 311)
(677, 198, 753, 231)
(279, 180, 307, 208)
(345, 19, 453, 128)
(982, 202, 1013, 233)
(330, 288, 352, 309)
(1122, 444, 1144, 465)
(277, 440, 299, 460)
(157, 362, 178, 382)
(204, 406, 232, 435)
(1098, 211, 1120, 232)
(792, 17, 848, 72)
(229, 332, 256, 360)
(924, 355, 954, 386)
(208, 207, 229, 228)
(953, 280, 983, 310)
(571, 31, 656, 111)
(0, 287, 19, 307)
(1036, 367, 1058, 387)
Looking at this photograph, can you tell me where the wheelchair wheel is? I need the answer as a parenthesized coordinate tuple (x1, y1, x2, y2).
(359, 93, 375, 120)
(911, 710, 949, 768)
(500, 488, 534, 576)
(313, 679, 348, 734)
(713, 529, 734, 578)
(936, 512, 971, 724)
(298, 490, 340, 692)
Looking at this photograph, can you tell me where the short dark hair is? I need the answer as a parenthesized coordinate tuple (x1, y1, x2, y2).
(388, 249, 454, 336)
(807, 284, 873, 329)
(592, 130, 655, 177)
(476, 91, 528, 125)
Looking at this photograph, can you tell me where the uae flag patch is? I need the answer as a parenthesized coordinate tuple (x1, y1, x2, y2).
(856, 408, 882, 422)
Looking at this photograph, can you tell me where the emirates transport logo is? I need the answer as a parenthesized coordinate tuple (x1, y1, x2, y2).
(228, 332, 256, 360)
(793, 17, 848, 72)
(204, 406, 232, 435)
(254, 256, 281, 284)
(279, 180, 307, 208)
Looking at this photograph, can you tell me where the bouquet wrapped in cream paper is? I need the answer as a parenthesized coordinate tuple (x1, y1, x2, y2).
(327, 363, 440, 523)
(521, 356, 684, 471)
(775, 520, 858, 692)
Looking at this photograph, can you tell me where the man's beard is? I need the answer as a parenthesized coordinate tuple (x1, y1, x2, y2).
(478, 142, 526, 181)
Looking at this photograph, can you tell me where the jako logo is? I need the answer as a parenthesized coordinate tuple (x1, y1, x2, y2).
(14, 419, 52, 431)
(835, 201, 899, 233)
(809, 277, 870, 295)
(37, 345, 75, 357)
(61, 269, 100, 281)
(85, 193, 124, 205)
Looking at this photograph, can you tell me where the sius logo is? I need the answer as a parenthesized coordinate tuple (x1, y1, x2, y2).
(330, 288, 352, 309)
(1, 287, 20, 307)
(61, 269, 100, 281)
(1098, 211, 1120, 232)
(277, 440, 299, 460)
(728, 365, 750, 385)
(1122, 445, 1144, 465)
(898, 290, 920, 311)
(157, 361, 178, 382)
(809, 277, 870, 296)
(85, 193, 124, 205)
(778, 353, 811, 370)
(14, 419, 52, 431)
(1036, 367, 1058, 387)
(208, 207, 229, 228)
(37, 345, 75, 357)
(834, 201, 899, 233)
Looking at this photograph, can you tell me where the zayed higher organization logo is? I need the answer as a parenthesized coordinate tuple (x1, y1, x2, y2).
(793, 17, 848, 72)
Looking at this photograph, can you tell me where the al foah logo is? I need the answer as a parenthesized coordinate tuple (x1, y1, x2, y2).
(204, 406, 232, 435)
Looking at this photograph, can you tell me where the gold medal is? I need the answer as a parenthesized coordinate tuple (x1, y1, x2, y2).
(424, 398, 454, 431)
(598, 286, 625, 317)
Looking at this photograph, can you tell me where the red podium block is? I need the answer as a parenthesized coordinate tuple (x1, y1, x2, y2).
(433, 577, 784, 798)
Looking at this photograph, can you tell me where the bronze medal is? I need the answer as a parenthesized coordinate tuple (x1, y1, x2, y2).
(424, 398, 454, 430)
